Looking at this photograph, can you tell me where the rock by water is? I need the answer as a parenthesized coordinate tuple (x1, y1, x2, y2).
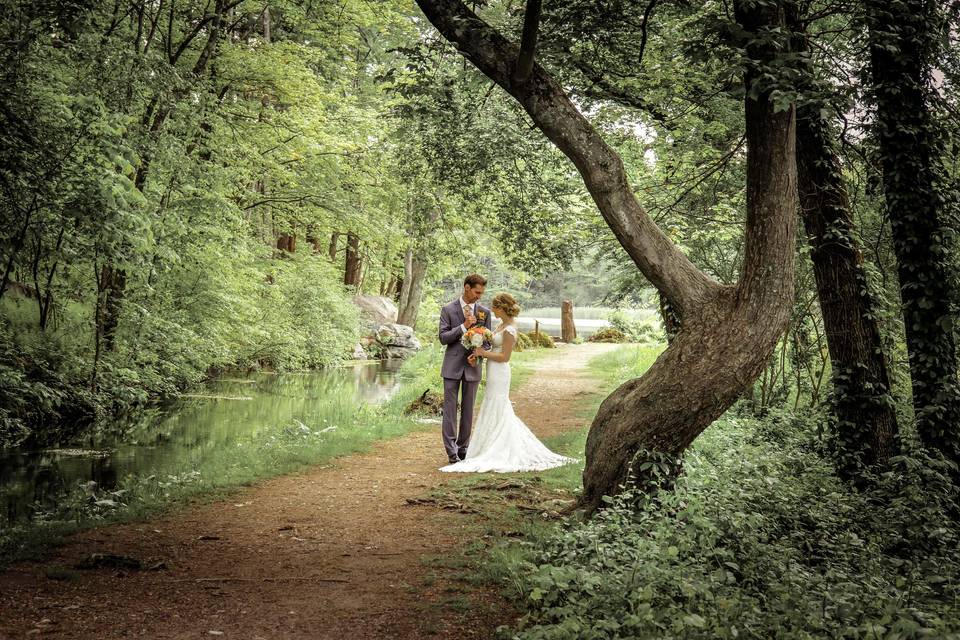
(375, 323, 422, 359)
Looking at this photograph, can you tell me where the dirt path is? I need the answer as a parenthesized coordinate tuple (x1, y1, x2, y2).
(0, 343, 617, 640)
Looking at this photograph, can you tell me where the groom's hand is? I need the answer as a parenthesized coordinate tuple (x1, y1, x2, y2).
(463, 311, 477, 329)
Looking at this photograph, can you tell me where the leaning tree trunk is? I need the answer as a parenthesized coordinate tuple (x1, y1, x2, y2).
(415, 0, 797, 513)
(788, 10, 899, 472)
(865, 0, 960, 462)
(96, 0, 232, 351)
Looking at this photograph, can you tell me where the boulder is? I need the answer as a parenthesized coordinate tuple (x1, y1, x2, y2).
(375, 323, 422, 359)
(353, 295, 398, 328)
(351, 343, 368, 360)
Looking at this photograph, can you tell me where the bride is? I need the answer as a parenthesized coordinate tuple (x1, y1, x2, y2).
(440, 293, 575, 473)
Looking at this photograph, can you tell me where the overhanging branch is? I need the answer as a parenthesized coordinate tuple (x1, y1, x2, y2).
(414, 0, 721, 316)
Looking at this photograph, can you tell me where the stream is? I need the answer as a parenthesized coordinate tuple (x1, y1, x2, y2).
(0, 360, 402, 526)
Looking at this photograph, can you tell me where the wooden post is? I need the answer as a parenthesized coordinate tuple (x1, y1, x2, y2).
(561, 300, 577, 342)
(534, 320, 540, 336)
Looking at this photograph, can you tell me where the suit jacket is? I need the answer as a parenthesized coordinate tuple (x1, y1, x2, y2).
(439, 299, 492, 381)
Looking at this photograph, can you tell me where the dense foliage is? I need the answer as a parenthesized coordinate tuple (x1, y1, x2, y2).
(3, 0, 960, 635)
(516, 415, 960, 639)
(0, 0, 595, 446)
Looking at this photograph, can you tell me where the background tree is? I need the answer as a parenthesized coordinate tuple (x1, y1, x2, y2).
(865, 0, 960, 464)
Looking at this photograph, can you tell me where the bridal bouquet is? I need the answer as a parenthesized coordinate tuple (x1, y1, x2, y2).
(461, 326, 493, 353)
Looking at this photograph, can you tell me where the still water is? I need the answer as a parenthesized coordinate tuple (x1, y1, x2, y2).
(0, 360, 401, 525)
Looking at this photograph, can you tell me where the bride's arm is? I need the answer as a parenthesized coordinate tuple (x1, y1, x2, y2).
(476, 331, 515, 363)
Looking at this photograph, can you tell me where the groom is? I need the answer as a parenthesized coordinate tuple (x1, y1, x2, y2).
(438, 274, 493, 464)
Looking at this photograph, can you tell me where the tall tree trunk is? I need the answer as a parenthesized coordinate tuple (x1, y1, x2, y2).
(414, 0, 797, 513)
(344, 232, 362, 287)
(866, 0, 960, 461)
(397, 247, 428, 327)
(789, 10, 900, 473)
(97, 264, 126, 352)
(397, 248, 413, 314)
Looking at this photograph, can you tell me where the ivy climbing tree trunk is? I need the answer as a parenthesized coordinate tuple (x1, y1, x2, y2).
(865, 0, 960, 462)
(788, 8, 899, 473)
(414, 0, 798, 513)
(795, 108, 900, 471)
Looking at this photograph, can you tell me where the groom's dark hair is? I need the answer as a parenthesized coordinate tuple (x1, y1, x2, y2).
(464, 274, 487, 287)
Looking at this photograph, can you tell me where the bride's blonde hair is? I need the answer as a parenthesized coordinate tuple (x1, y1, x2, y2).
(492, 293, 521, 318)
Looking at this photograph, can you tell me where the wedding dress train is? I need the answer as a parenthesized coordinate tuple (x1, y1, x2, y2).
(440, 325, 575, 473)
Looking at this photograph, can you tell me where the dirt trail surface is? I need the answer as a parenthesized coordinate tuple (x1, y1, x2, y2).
(0, 343, 618, 640)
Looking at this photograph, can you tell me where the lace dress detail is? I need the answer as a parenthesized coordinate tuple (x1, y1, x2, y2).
(440, 324, 575, 473)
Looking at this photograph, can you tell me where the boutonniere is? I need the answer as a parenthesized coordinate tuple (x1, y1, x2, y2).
(477, 311, 486, 322)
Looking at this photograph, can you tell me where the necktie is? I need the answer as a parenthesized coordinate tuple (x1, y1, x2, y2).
(463, 304, 471, 319)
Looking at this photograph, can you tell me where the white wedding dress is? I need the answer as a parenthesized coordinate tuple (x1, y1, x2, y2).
(440, 324, 575, 473)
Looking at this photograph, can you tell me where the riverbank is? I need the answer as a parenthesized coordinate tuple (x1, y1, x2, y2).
(0, 345, 548, 567)
(0, 343, 616, 639)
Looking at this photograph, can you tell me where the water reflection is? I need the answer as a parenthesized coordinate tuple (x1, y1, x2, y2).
(0, 360, 402, 525)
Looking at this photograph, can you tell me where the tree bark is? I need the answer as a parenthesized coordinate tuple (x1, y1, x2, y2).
(397, 248, 428, 327)
(414, 0, 798, 513)
(276, 233, 295, 253)
(328, 232, 339, 261)
(865, 0, 960, 461)
(658, 290, 679, 343)
(789, 10, 900, 472)
(344, 232, 362, 287)
(561, 300, 576, 342)
(97, 264, 126, 352)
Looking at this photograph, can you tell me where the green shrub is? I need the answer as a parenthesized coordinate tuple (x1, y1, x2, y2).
(587, 327, 627, 343)
(515, 332, 535, 352)
(508, 412, 960, 639)
(525, 332, 556, 349)
(608, 310, 663, 343)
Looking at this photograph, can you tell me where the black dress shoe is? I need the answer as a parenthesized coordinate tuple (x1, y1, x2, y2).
(457, 450, 467, 461)
(448, 456, 460, 464)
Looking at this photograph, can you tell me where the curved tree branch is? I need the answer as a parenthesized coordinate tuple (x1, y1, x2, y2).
(414, 0, 720, 318)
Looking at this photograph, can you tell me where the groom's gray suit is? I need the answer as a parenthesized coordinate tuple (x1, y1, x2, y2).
(439, 298, 493, 461)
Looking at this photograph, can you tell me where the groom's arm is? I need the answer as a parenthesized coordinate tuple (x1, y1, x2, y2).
(439, 306, 463, 345)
